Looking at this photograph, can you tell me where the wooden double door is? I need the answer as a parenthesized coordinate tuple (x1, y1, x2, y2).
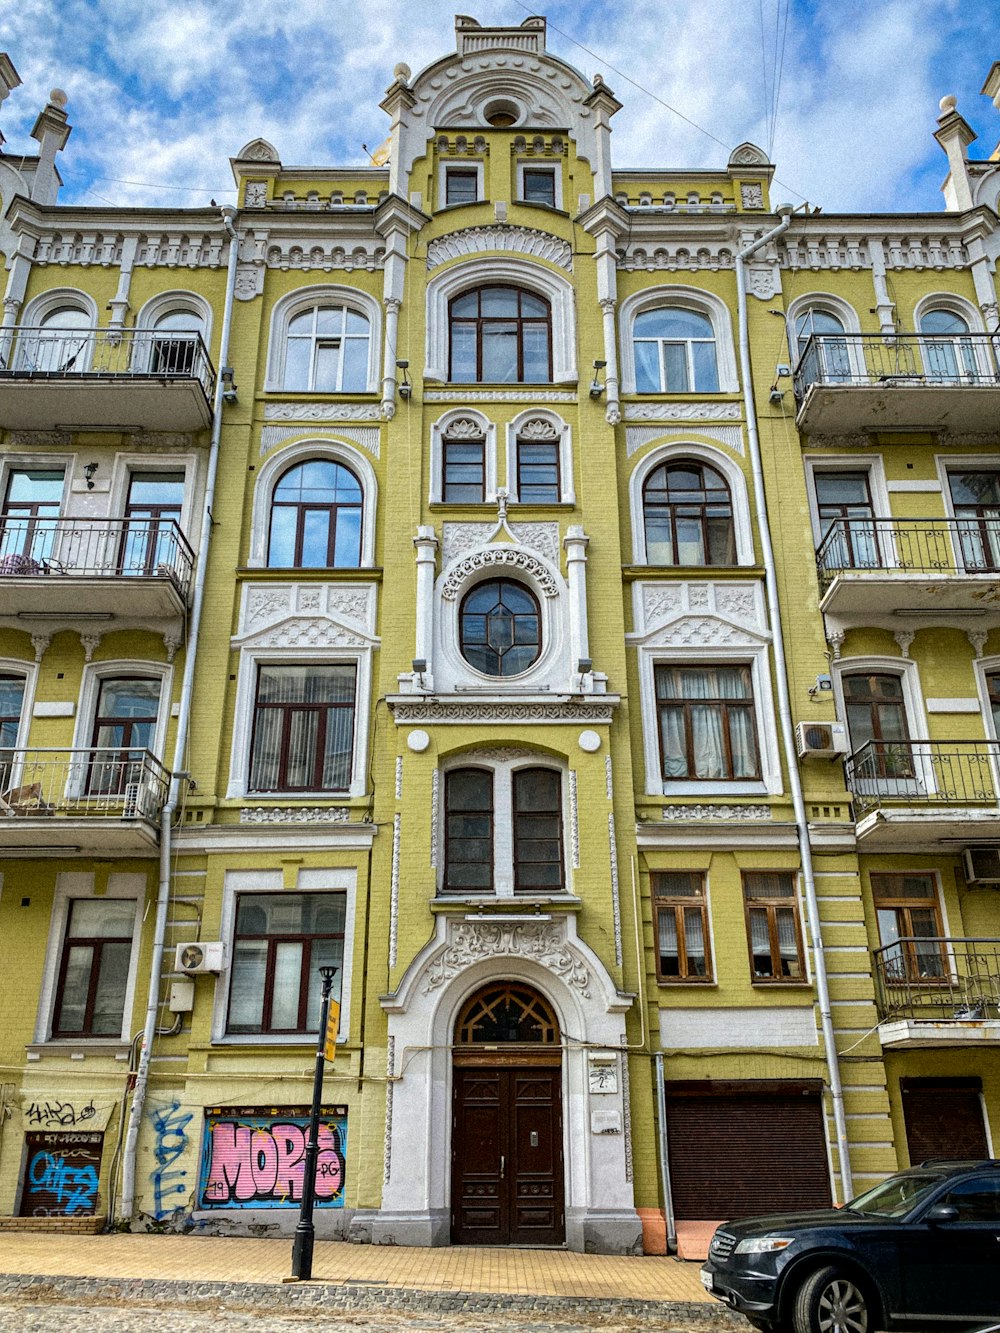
(451, 1061, 564, 1246)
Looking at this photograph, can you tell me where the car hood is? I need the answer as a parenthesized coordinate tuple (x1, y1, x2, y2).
(718, 1208, 884, 1237)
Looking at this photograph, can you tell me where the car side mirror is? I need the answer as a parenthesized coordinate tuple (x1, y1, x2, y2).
(925, 1203, 960, 1224)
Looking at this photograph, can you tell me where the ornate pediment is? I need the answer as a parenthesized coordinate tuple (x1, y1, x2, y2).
(631, 580, 768, 646)
(234, 582, 378, 647)
(440, 546, 559, 600)
(426, 225, 573, 272)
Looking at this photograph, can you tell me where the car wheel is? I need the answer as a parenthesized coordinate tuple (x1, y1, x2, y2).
(792, 1265, 872, 1333)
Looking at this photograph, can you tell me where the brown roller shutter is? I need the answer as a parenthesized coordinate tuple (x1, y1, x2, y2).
(664, 1080, 832, 1219)
(901, 1078, 988, 1164)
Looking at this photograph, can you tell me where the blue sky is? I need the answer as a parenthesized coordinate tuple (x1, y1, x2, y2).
(1, 1, 997, 214)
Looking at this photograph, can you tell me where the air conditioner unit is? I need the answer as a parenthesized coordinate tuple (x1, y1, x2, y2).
(962, 848, 1000, 886)
(175, 941, 225, 974)
(796, 721, 850, 759)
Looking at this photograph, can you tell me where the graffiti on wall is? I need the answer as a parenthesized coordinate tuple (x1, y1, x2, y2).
(20, 1132, 103, 1217)
(25, 1099, 97, 1128)
(149, 1099, 194, 1221)
(199, 1106, 347, 1209)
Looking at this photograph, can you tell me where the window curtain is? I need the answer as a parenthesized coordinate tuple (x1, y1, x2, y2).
(657, 666, 755, 779)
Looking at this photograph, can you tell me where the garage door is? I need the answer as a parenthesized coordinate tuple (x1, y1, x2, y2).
(664, 1079, 832, 1219)
(901, 1078, 988, 1164)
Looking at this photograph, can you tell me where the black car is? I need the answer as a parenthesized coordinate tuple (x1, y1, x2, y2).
(701, 1160, 1000, 1333)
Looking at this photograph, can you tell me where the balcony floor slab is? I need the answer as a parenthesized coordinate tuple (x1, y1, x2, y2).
(0, 377, 212, 433)
(855, 807, 1000, 850)
(880, 1018, 1000, 1048)
(0, 815, 161, 856)
(797, 383, 1000, 436)
(0, 573, 187, 619)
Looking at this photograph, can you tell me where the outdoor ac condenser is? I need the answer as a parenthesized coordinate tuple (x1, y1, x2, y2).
(795, 721, 850, 760)
(174, 941, 225, 973)
(962, 848, 1000, 886)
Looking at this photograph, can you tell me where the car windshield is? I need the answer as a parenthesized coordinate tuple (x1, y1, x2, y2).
(847, 1173, 944, 1218)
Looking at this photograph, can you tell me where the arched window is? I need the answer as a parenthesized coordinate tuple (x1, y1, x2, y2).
(20, 304, 91, 374)
(449, 286, 551, 384)
(0, 672, 26, 791)
(794, 307, 850, 381)
(459, 579, 541, 676)
(642, 460, 735, 566)
(283, 304, 371, 392)
(455, 982, 559, 1044)
(267, 459, 362, 568)
(148, 307, 205, 375)
(633, 307, 718, 393)
(919, 308, 979, 380)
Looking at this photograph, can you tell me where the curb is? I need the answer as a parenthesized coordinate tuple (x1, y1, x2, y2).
(0, 1272, 749, 1326)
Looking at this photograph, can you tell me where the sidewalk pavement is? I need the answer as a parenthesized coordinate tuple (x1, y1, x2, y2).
(0, 1231, 736, 1324)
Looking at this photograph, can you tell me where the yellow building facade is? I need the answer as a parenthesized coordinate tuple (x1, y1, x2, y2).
(0, 21, 998, 1255)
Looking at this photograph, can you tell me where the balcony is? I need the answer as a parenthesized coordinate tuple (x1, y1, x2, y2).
(0, 748, 170, 855)
(793, 333, 1000, 435)
(816, 517, 1000, 619)
(845, 739, 1000, 848)
(0, 517, 194, 619)
(0, 327, 215, 432)
(873, 938, 1000, 1047)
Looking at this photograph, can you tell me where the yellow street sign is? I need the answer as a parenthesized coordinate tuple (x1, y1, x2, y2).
(324, 998, 341, 1063)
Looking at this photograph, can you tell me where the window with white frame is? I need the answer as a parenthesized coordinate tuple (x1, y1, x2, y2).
(441, 760, 565, 896)
(0, 670, 28, 791)
(16, 303, 92, 374)
(430, 412, 497, 507)
(947, 469, 1000, 572)
(518, 164, 558, 209)
(444, 165, 480, 206)
(633, 307, 719, 393)
(919, 307, 980, 381)
(654, 663, 760, 782)
(794, 307, 850, 380)
(282, 304, 371, 392)
(267, 458, 363, 568)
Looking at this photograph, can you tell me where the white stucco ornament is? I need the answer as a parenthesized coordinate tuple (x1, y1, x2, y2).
(578, 729, 602, 753)
(407, 729, 431, 753)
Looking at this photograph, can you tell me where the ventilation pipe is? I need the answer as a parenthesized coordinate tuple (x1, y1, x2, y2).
(735, 206, 854, 1203)
(120, 205, 241, 1222)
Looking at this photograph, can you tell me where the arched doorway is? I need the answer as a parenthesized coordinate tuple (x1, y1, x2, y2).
(451, 980, 564, 1245)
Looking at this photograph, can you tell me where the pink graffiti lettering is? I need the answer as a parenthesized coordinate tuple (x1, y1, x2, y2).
(201, 1118, 345, 1208)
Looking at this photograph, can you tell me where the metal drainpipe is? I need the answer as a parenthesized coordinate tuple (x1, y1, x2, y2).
(736, 208, 854, 1204)
(653, 1052, 676, 1251)
(119, 205, 241, 1222)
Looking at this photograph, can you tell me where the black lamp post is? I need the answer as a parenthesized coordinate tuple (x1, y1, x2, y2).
(290, 964, 338, 1281)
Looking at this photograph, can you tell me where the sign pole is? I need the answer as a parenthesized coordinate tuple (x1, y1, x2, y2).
(289, 965, 337, 1282)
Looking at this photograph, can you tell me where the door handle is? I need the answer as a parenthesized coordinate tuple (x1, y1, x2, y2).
(500, 1155, 505, 1179)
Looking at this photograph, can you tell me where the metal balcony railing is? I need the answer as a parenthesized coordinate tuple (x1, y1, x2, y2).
(0, 326, 215, 400)
(845, 740, 1000, 818)
(794, 332, 1000, 397)
(0, 516, 194, 601)
(873, 937, 1000, 1023)
(0, 747, 170, 822)
(816, 517, 1000, 591)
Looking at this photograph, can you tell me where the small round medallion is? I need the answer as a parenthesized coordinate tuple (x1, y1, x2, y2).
(578, 729, 601, 753)
(407, 729, 431, 753)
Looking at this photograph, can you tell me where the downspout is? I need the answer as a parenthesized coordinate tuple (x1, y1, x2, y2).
(654, 1053, 675, 1251)
(119, 205, 241, 1222)
(736, 208, 854, 1203)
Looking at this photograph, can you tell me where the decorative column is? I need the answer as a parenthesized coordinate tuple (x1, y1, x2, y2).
(564, 526, 591, 691)
(583, 77, 622, 201)
(374, 197, 428, 420)
(108, 236, 138, 333)
(412, 526, 438, 691)
(579, 198, 629, 427)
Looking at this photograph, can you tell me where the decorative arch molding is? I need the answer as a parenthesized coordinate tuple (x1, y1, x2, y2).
(134, 288, 214, 346)
(786, 290, 862, 337)
(912, 289, 985, 332)
(426, 225, 572, 272)
(20, 286, 99, 327)
(628, 439, 755, 566)
(0, 654, 39, 760)
(248, 436, 378, 569)
(367, 909, 639, 1251)
(441, 545, 559, 600)
(617, 283, 739, 393)
(505, 407, 574, 504)
(235, 138, 279, 163)
(429, 407, 497, 505)
(728, 141, 769, 167)
(264, 283, 382, 392)
(425, 255, 577, 384)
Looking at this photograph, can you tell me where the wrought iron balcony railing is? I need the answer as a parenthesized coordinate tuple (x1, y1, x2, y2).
(794, 332, 1000, 397)
(817, 516, 1000, 591)
(0, 326, 215, 400)
(845, 740, 1000, 818)
(873, 937, 1000, 1024)
(0, 747, 170, 822)
(0, 516, 194, 601)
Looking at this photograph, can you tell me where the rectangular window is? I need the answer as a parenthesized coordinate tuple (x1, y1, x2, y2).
(227, 892, 345, 1036)
(442, 438, 486, 503)
(52, 899, 136, 1037)
(743, 872, 805, 981)
(444, 769, 493, 892)
(1, 468, 64, 568)
(871, 873, 945, 981)
(522, 168, 556, 207)
(655, 664, 760, 782)
(516, 440, 560, 504)
(249, 664, 356, 792)
(0, 672, 26, 791)
(653, 872, 711, 982)
(513, 768, 564, 892)
(445, 168, 479, 206)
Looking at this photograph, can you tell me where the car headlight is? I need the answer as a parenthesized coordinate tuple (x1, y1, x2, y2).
(734, 1236, 794, 1254)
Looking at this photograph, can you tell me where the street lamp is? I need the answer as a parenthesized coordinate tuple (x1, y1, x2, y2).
(290, 964, 338, 1281)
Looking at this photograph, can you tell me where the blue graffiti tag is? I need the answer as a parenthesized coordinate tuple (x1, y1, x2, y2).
(28, 1151, 99, 1215)
(149, 1099, 193, 1220)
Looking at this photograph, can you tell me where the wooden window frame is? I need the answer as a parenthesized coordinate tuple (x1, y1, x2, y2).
(642, 460, 735, 567)
(444, 767, 495, 894)
(654, 664, 760, 782)
(871, 872, 946, 983)
(515, 437, 560, 505)
(248, 664, 356, 794)
(267, 459, 363, 569)
(226, 891, 345, 1036)
(652, 872, 712, 983)
(843, 672, 914, 778)
(448, 285, 553, 384)
(52, 900, 133, 1038)
(512, 767, 564, 894)
(742, 871, 807, 984)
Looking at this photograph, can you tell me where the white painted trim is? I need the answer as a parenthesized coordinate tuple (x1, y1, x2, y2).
(926, 697, 981, 713)
(70, 660, 173, 793)
(886, 480, 942, 493)
(803, 454, 890, 549)
(247, 436, 377, 569)
(133, 289, 213, 354)
(617, 284, 739, 394)
(424, 255, 577, 385)
(264, 284, 382, 393)
(429, 407, 497, 506)
(516, 161, 563, 212)
(504, 408, 574, 505)
(629, 441, 754, 566)
(20, 287, 99, 327)
(912, 290, 986, 333)
(0, 656, 39, 791)
(226, 642, 372, 801)
(438, 160, 485, 211)
(212, 866, 357, 1045)
(785, 290, 863, 370)
(34, 870, 147, 1044)
(0, 451, 73, 521)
